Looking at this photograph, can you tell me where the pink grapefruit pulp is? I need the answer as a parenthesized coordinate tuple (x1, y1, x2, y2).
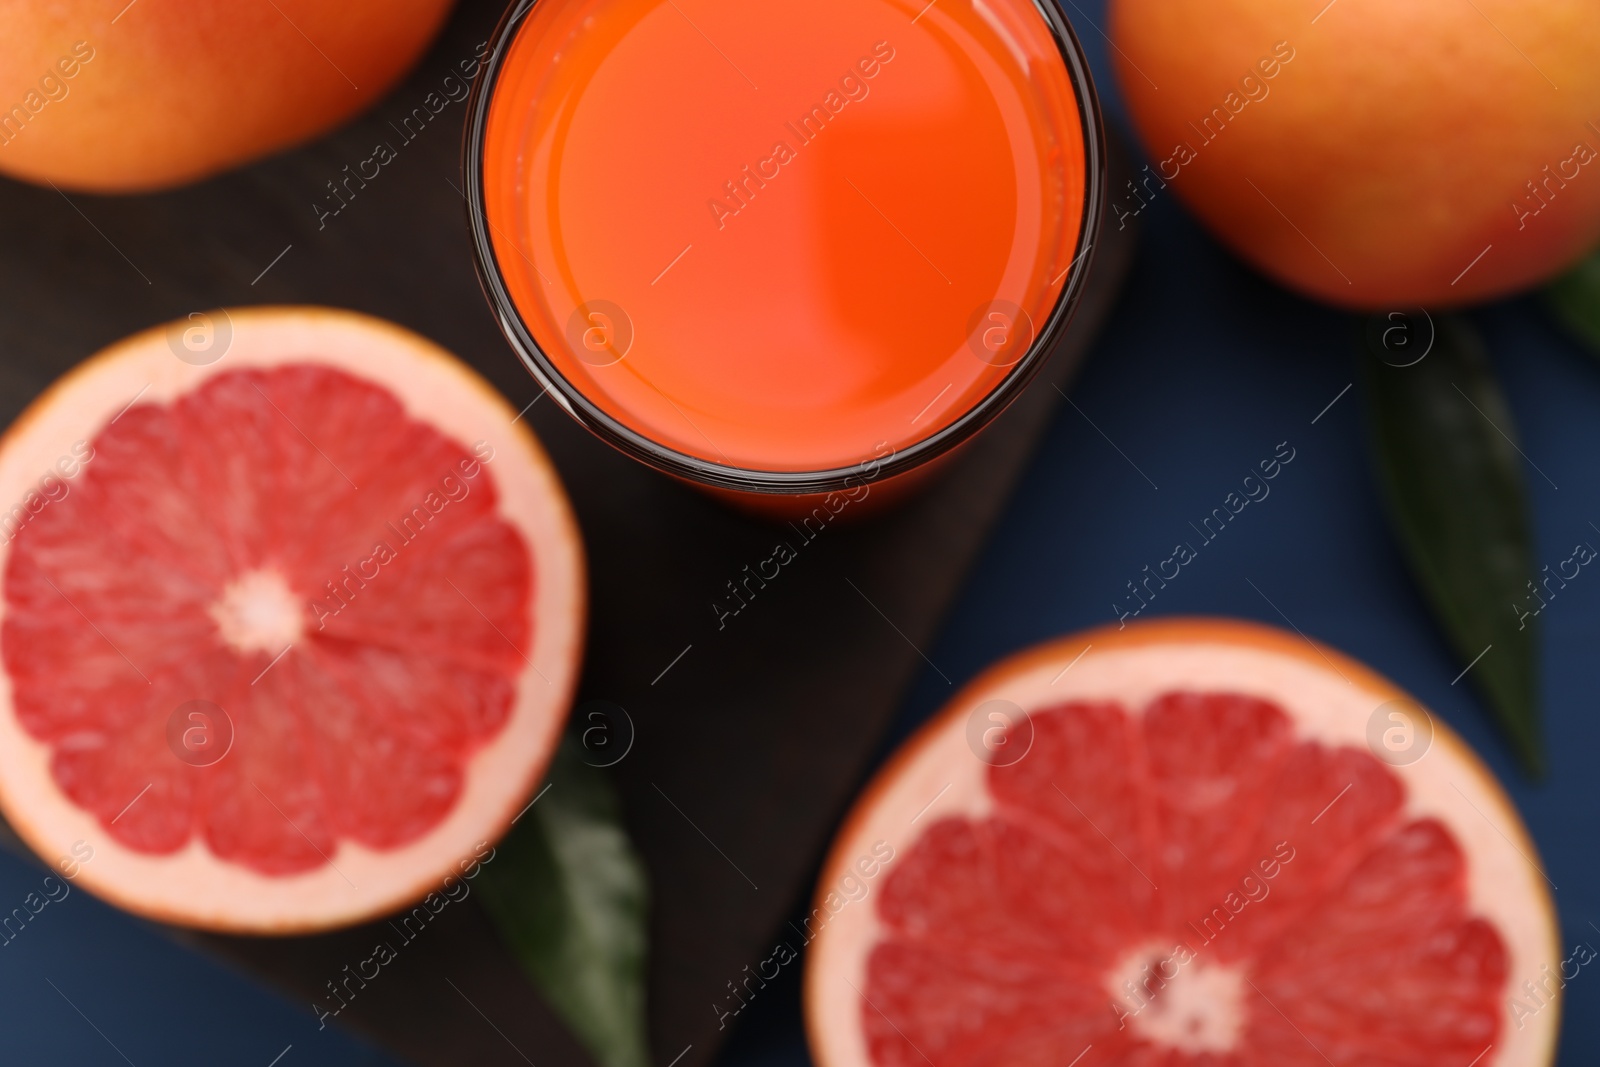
(0, 307, 584, 933)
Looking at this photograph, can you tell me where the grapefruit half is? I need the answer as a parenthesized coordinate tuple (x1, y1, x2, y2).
(806, 618, 1558, 1066)
(0, 307, 584, 933)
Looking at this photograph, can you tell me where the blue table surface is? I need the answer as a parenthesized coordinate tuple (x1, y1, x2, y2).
(4, 1, 1598, 1063)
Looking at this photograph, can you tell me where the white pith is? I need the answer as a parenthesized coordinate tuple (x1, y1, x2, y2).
(1107, 941, 1244, 1053)
(209, 568, 304, 655)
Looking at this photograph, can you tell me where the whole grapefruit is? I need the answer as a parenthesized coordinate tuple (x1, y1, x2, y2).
(1107, 0, 1600, 308)
(0, 0, 457, 193)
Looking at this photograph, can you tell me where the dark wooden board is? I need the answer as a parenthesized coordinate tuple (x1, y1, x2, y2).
(0, 2, 1135, 1063)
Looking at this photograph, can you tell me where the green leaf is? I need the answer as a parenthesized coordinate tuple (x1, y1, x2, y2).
(1360, 313, 1541, 773)
(476, 738, 651, 1067)
(1545, 248, 1600, 356)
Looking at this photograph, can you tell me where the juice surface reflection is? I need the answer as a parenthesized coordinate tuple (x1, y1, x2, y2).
(484, 0, 1087, 473)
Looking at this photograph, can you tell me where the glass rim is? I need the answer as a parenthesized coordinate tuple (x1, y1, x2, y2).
(462, 0, 1108, 496)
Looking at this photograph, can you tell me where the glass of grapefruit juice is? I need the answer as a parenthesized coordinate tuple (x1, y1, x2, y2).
(466, 0, 1104, 508)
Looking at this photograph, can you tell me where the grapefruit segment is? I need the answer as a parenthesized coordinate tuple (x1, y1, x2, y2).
(806, 619, 1557, 1067)
(0, 307, 584, 933)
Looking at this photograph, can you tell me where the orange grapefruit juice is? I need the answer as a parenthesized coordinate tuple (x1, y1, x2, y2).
(480, 0, 1091, 476)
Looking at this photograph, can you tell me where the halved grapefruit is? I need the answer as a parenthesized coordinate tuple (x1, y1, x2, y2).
(806, 618, 1558, 1067)
(0, 307, 584, 933)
